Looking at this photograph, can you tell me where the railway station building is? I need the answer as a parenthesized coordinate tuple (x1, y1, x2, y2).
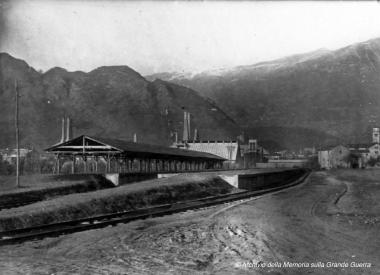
(45, 135, 226, 174)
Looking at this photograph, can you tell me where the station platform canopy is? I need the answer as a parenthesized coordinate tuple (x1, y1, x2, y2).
(45, 135, 226, 162)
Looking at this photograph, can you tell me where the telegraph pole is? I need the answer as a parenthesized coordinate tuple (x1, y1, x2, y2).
(15, 80, 20, 188)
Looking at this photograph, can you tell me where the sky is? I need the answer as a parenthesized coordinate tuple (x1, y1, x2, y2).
(1, 0, 380, 75)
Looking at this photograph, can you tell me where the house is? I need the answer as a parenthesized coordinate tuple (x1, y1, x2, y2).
(368, 143, 380, 159)
(318, 145, 351, 169)
(239, 139, 268, 168)
(347, 144, 371, 168)
(1, 148, 32, 164)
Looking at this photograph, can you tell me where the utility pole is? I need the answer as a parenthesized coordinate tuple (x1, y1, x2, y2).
(15, 80, 20, 188)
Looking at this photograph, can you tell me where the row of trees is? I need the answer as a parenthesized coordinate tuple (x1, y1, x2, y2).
(0, 152, 55, 175)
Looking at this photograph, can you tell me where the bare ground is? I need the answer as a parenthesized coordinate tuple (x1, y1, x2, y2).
(0, 169, 379, 274)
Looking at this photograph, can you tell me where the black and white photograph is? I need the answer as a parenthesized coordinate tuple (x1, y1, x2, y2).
(0, 0, 379, 274)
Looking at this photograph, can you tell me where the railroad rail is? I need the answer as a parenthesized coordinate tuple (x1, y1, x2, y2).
(0, 171, 310, 246)
(0, 199, 42, 211)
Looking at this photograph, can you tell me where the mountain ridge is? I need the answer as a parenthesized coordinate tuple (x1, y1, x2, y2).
(146, 37, 380, 147)
(0, 53, 241, 151)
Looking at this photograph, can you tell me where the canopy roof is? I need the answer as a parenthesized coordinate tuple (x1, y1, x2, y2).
(46, 135, 226, 161)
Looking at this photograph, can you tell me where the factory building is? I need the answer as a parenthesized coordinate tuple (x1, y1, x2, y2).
(318, 145, 351, 169)
(177, 140, 242, 169)
(172, 110, 269, 168)
(239, 139, 268, 168)
(172, 110, 242, 168)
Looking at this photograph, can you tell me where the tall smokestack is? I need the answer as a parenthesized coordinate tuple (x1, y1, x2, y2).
(65, 117, 73, 141)
(175, 132, 178, 143)
(194, 128, 199, 141)
(187, 112, 191, 140)
(183, 111, 189, 142)
(133, 133, 137, 143)
(60, 117, 65, 143)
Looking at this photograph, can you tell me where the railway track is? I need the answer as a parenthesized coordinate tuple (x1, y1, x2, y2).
(0, 169, 254, 211)
(0, 199, 43, 211)
(0, 171, 310, 246)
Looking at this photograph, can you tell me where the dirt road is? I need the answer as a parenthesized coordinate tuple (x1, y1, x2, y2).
(0, 170, 379, 274)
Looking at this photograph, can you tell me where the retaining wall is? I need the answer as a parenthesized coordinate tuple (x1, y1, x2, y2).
(238, 168, 308, 191)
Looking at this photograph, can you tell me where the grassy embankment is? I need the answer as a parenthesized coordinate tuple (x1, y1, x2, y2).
(0, 174, 117, 207)
(0, 174, 236, 231)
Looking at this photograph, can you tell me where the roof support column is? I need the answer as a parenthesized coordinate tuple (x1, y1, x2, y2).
(126, 158, 129, 173)
(95, 156, 98, 173)
(118, 158, 122, 173)
(169, 160, 172, 172)
(155, 159, 159, 172)
(83, 156, 87, 173)
(106, 154, 110, 173)
(55, 154, 61, 174)
(127, 159, 131, 172)
(160, 159, 164, 172)
(139, 159, 143, 173)
(72, 155, 76, 174)
(147, 159, 151, 173)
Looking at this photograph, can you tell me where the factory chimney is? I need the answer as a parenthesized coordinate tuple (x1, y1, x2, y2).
(187, 112, 191, 140)
(174, 132, 178, 143)
(194, 128, 199, 141)
(65, 117, 73, 141)
(183, 111, 189, 142)
(182, 111, 192, 142)
(133, 133, 137, 143)
(60, 117, 65, 143)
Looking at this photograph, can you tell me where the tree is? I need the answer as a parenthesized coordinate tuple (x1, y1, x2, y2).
(0, 159, 14, 175)
(367, 156, 380, 167)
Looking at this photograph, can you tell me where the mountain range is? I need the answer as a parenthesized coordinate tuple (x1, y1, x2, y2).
(147, 37, 380, 148)
(2, 37, 380, 152)
(0, 53, 240, 151)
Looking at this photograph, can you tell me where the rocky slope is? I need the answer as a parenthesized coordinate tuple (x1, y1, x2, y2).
(0, 53, 240, 150)
(147, 38, 380, 147)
